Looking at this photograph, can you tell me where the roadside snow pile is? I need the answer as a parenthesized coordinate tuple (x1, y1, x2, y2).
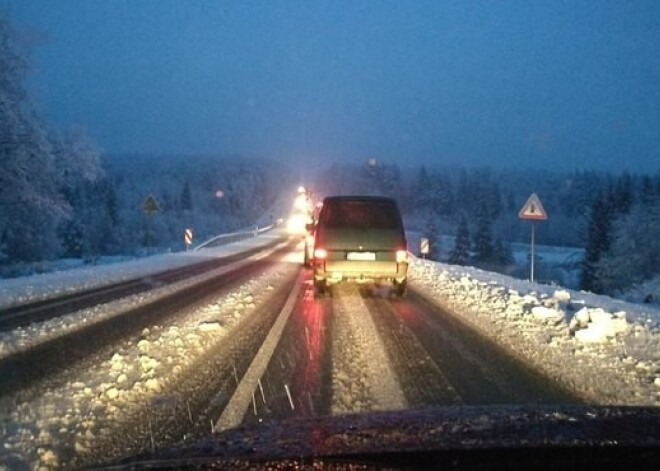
(570, 308, 629, 343)
(0, 240, 288, 360)
(619, 274, 660, 306)
(0, 229, 286, 310)
(408, 257, 660, 406)
(0, 258, 298, 470)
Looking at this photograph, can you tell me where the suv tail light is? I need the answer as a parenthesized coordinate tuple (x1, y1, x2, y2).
(314, 248, 327, 260)
(396, 250, 408, 263)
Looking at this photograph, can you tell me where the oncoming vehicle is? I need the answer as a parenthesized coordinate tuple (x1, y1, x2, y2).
(312, 196, 408, 296)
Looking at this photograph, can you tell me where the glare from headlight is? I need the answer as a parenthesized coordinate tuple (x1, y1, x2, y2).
(286, 213, 308, 234)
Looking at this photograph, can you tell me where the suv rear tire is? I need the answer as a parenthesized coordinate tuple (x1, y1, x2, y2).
(394, 279, 407, 298)
(314, 279, 327, 297)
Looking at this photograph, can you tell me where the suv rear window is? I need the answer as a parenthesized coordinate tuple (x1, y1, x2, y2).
(320, 200, 401, 230)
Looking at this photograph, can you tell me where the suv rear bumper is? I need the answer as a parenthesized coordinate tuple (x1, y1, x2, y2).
(314, 260, 408, 284)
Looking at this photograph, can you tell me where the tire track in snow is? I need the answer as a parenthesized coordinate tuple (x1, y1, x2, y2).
(330, 284, 407, 414)
(360, 290, 463, 407)
(215, 270, 303, 431)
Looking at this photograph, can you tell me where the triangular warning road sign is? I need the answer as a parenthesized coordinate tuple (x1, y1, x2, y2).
(518, 193, 547, 220)
(142, 194, 160, 214)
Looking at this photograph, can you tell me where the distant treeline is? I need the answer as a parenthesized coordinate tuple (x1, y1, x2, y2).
(313, 160, 660, 294)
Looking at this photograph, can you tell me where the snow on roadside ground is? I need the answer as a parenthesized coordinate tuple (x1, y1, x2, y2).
(0, 253, 299, 470)
(408, 257, 660, 406)
(620, 274, 660, 306)
(0, 239, 289, 360)
(0, 229, 287, 310)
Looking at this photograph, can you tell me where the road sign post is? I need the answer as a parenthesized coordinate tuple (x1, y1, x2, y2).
(518, 193, 548, 283)
(530, 221, 536, 282)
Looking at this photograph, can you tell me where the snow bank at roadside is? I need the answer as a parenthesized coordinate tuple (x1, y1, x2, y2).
(408, 257, 660, 406)
(619, 274, 660, 306)
(0, 230, 287, 310)
(0, 240, 289, 360)
(0, 253, 298, 470)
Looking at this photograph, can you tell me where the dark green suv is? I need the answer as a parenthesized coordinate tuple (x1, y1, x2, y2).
(312, 196, 408, 296)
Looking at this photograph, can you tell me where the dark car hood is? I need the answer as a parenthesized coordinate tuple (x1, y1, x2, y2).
(99, 405, 660, 469)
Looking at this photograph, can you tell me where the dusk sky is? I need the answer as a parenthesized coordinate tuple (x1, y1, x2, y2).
(3, 0, 660, 172)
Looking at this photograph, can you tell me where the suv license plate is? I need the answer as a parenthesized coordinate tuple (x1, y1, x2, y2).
(347, 252, 376, 261)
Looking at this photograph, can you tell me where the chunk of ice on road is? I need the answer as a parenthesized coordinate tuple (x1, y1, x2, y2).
(574, 315, 629, 343)
(198, 321, 223, 332)
(74, 441, 90, 454)
(609, 318, 629, 335)
(574, 307, 591, 325)
(575, 324, 609, 343)
(531, 306, 564, 322)
(521, 294, 540, 306)
(40, 449, 58, 467)
(553, 290, 571, 302)
(589, 308, 613, 324)
(145, 378, 161, 393)
(139, 355, 159, 372)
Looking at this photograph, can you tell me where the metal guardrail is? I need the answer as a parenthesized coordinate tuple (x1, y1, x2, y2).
(193, 223, 277, 252)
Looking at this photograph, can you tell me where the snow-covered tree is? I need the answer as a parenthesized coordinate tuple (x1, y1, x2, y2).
(180, 179, 193, 212)
(53, 126, 106, 257)
(430, 173, 454, 216)
(0, 15, 67, 262)
(608, 172, 633, 215)
(596, 202, 660, 293)
(580, 193, 613, 292)
(473, 212, 494, 263)
(54, 126, 103, 187)
(414, 165, 432, 209)
(448, 214, 470, 265)
(492, 236, 515, 266)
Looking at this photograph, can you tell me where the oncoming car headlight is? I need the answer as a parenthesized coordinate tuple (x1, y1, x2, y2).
(286, 214, 308, 234)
